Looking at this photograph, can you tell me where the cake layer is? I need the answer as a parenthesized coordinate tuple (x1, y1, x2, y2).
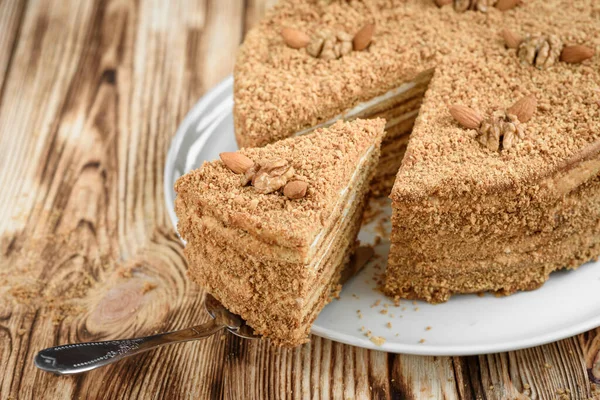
(386, 223, 600, 303)
(390, 148, 600, 257)
(184, 195, 366, 345)
(372, 150, 408, 196)
(370, 131, 411, 196)
(287, 71, 427, 198)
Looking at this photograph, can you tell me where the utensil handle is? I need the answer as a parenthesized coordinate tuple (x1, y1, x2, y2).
(34, 319, 223, 375)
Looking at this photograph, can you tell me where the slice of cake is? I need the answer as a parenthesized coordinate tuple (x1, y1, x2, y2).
(233, 0, 599, 302)
(174, 119, 385, 346)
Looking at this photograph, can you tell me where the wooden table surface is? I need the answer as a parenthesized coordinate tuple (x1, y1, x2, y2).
(1, 0, 599, 399)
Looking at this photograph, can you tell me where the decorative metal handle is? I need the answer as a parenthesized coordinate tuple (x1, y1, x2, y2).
(34, 319, 224, 375)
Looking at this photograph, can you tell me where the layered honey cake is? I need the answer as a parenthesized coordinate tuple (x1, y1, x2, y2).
(175, 119, 385, 345)
(233, 0, 599, 302)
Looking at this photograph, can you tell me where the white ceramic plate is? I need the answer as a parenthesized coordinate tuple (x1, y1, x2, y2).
(164, 77, 600, 355)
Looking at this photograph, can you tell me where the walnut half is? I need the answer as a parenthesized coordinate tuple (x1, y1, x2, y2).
(242, 159, 295, 194)
(454, 0, 498, 12)
(307, 30, 353, 59)
(517, 34, 563, 69)
(478, 111, 525, 152)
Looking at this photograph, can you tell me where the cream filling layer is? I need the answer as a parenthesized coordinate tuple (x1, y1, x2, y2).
(294, 81, 417, 137)
(307, 145, 374, 267)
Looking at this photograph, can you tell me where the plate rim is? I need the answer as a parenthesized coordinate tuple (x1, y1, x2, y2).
(164, 76, 600, 355)
(164, 75, 234, 233)
(311, 310, 600, 356)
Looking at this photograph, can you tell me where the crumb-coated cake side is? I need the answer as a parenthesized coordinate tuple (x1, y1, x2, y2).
(234, 0, 599, 302)
(175, 119, 385, 346)
(385, 1, 599, 302)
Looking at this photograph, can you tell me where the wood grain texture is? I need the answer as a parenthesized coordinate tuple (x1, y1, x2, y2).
(0, 0, 599, 399)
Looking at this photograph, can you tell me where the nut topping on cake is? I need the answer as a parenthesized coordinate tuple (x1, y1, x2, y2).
(560, 45, 595, 64)
(244, 159, 296, 194)
(518, 34, 563, 69)
(478, 112, 524, 151)
(284, 181, 308, 199)
(308, 30, 354, 59)
(220, 152, 254, 174)
(353, 23, 374, 51)
(241, 164, 258, 186)
(507, 95, 537, 123)
(305, 25, 373, 59)
(501, 29, 522, 49)
(454, 0, 497, 13)
(435, 0, 519, 12)
(451, 96, 535, 151)
(495, 0, 520, 11)
(449, 105, 483, 130)
(508, 32, 594, 68)
(306, 37, 325, 57)
(281, 27, 310, 49)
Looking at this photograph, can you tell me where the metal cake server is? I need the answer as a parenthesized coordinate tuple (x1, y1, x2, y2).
(34, 294, 260, 375)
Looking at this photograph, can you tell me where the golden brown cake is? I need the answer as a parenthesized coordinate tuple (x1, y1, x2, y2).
(174, 119, 385, 346)
(233, 0, 599, 302)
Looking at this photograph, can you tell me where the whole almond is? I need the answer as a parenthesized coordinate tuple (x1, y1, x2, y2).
(281, 27, 310, 49)
(501, 28, 522, 49)
(560, 45, 595, 64)
(507, 95, 537, 123)
(353, 23, 375, 51)
(495, 0, 520, 11)
(284, 181, 308, 199)
(220, 152, 254, 174)
(434, 0, 452, 6)
(449, 105, 483, 130)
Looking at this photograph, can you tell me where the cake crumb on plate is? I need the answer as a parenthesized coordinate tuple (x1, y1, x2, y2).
(370, 336, 386, 346)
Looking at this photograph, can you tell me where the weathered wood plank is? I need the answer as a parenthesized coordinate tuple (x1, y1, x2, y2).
(0, 0, 238, 398)
(0, 0, 26, 104)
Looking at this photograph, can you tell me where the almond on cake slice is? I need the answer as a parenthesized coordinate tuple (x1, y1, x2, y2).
(560, 45, 595, 64)
(220, 152, 254, 174)
(353, 23, 375, 51)
(281, 27, 310, 49)
(507, 95, 537, 123)
(449, 105, 483, 129)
